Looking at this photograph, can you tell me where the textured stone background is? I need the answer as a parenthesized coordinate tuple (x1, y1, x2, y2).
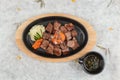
(0, 0, 120, 80)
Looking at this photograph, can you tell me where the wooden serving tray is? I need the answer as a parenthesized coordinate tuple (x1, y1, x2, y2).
(15, 13, 96, 62)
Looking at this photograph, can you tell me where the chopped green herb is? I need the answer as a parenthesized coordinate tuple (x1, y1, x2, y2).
(34, 36, 38, 40)
(36, 32, 41, 38)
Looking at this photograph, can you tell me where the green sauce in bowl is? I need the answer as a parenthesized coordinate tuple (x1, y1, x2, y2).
(79, 51, 105, 74)
(84, 55, 100, 71)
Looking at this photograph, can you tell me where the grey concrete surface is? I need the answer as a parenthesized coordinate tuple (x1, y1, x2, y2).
(0, 0, 120, 80)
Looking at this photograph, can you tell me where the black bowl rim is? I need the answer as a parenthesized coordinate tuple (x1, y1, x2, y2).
(79, 51, 105, 75)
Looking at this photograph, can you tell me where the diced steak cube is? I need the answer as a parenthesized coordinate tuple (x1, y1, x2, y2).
(43, 32, 51, 40)
(65, 23, 74, 31)
(46, 22, 53, 33)
(54, 21, 61, 31)
(67, 40, 74, 48)
(54, 47, 62, 56)
(65, 32, 72, 40)
(60, 42, 68, 50)
(52, 30, 56, 34)
(60, 26, 68, 33)
(73, 37, 77, 42)
(40, 40, 49, 50)
(67, 39, 79, 50)
(62, 48, 69, 55)
(71, 30, 77, 37)
(55, 44, 61, 48)
(46, 43, 54, 54)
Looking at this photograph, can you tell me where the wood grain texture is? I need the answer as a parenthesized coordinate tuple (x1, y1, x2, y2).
(15, 13, 96, 62)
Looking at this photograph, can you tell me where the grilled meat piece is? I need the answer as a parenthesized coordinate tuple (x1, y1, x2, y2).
(60, 42, 68, 50)
(54, 47, 62, 56)
(71, 30, 77, 37)
(60, 26, 68, 33)
(65, 23, 74, 31)
(40, 40, 49, 50)
(46, 22, 53, 33)
(65, 32, 72, 40)
(54, 21, 61, 31)
(62, 48, 69, 55)
(67, 39, 79, 50)
(46, 43, 54, 54)
(43, 32, 51, 40)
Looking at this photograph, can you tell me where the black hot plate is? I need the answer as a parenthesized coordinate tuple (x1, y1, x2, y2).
(23, 16, 88, 58)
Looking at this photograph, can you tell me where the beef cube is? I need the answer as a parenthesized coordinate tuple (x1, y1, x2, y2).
(62, 48, 69, 55)
(46, 43, 54, 54)
(56, 45, 61, 48)
(73, 37, 77, 42)
(67, 39, 79, 50)
(67, 40, 74, 48)
(54, 47, 62, 56)
(65, 32, 72, 40)
(60, 42, 68, 50)
(54, 21, 61, 31)
(65, 23, 74, 31)
(40, 40, 49, 50)
(71, 30, 77, 37)
(43, 32, 51, 40)
(46, 22, 53, 33)
(60, 26, 68, 33)
(52, 30, 56, 34)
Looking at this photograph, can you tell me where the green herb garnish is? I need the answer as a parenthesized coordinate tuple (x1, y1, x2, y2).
(34, 32, 42, 40)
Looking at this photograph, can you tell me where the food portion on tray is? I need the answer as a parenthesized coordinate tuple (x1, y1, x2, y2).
(28, 21, 79, 56)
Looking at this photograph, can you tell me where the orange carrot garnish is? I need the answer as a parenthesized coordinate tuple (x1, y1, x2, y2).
(32, 39, 43, 49)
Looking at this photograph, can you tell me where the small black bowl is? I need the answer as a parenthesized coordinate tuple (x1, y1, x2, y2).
(79, 51, 105, 74)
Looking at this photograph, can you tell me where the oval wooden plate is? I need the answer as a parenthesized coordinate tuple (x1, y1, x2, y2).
(15, 13, 96, 62)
